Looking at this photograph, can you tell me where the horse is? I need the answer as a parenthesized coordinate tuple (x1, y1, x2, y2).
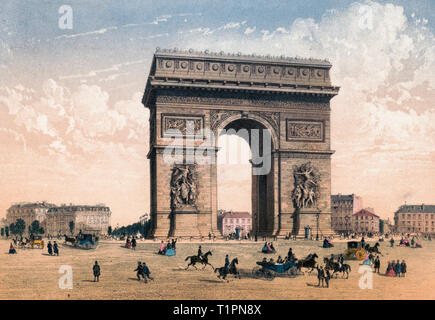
(215, 258, 240, 281)
(63, 234, 76, 245)
(296, 253, 318, 274)
(323, 257, 351, 279)
(366, 242, 382, 255)
(185, 250, 214, 270)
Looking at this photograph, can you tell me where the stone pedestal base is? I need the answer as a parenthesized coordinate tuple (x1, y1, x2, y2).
(171, 213, 201, 238)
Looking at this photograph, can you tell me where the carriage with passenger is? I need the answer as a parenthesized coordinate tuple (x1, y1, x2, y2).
(30, 235, 45, 249)
(252, 260, 298, 280)
(344, 241, 366, 260)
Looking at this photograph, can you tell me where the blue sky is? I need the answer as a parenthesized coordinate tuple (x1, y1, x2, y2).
(1, 1, 434, 224)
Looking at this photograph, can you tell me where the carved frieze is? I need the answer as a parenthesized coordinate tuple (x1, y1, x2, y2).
(156, 94, 330, 110)
(286, 120, 324, 142)
(161, 114, 203, 137)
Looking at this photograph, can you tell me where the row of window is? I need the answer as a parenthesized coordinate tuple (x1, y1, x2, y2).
(397, 213, 435, 220)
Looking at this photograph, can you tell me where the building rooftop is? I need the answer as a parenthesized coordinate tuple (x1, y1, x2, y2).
(47, 205, 110, 213)
(154, 47, 332, 66)
(395, 204, 435, 214)
(8, 202, 56, 210)
(353, 209, 379, 218)
(218, 211, 251, 220)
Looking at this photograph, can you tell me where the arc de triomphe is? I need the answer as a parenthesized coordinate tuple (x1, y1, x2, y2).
(142, 49, 339, 238)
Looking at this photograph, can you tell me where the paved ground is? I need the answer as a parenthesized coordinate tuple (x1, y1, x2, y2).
(0, 238, 434, 300)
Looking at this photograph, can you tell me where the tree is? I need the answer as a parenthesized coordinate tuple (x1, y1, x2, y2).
(69, 221, 75, 235)
(107, 226, 112, 236)
(29, 220, 44, 235)
(12, 219, 26, 237)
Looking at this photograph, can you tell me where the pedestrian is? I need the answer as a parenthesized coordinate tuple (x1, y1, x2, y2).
(53, 241, 59, 256)
(325, 268, 331, 288)
(317, 266, 325, 287)
(142, 262, 153, 283)
(374, 256, 380, 273)
(131, 237, 136, 250)
(134, 262, 144, 281)
(208, 232, 211, 240)
(8, 243, 17, 254)
(401, 260, 407, 277)
(47, 241, 53, 256)
(390, 237, 395, 247)
(171, 238, 177, 250)
(394, 259, 402, 277)
(93, 261, 101, 282)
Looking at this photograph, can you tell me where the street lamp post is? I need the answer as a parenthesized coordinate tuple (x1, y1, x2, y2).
(316, 212, 320, 241)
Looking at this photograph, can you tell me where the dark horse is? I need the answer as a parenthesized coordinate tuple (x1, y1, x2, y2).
(214, 258, 240, 280)
(366, 242, 382, 255)
(296, 253, 318, 273)
(185, 250, 213, 270)
(324, 257, 352, 279)
(64, 234, 75, 245)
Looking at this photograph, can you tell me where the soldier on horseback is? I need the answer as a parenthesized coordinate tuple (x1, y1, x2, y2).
(197, 245, 203, 260)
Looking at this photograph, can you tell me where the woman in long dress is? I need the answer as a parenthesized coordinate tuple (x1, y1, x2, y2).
(385, 261, 396, 277)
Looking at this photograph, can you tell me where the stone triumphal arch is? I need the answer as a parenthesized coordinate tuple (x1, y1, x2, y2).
(142, 48, 339, 238)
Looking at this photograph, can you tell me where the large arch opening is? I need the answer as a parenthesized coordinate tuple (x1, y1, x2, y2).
(217, 118, 275, 237)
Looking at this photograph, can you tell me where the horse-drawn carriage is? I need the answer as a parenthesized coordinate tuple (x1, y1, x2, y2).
(64, 233, 98, 249)
(30, 235, 44, 249)
(344, 241, 366, 260)
(252, 261, 298, 280)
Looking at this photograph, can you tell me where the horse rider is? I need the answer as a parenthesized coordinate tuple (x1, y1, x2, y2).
(134, 262, 144, 281)
(197, 245, 203, 260)
(338, 254, 344, 267)
(224, 254, 230, 272)
(288, 248, 294, 261)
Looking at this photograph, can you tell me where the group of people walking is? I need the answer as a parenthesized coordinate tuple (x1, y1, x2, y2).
(385, 260, 407, 277)
(47, 241, 59, 256)
(125, 237, 137, 250)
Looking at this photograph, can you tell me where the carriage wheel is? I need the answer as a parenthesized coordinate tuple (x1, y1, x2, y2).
(251, 267, 262, 279)
(355, 249, 365, 261)
(264, 270, 275, 281)
(287, 267, 298, 277)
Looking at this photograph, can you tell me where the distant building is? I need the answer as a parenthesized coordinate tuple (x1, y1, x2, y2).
(0, 218, 7, 238)
(352, 209, 380, 233)
(45, 205, 111, 236)
(139, 213, 150, 225)
(6, 202, 56, 235)
(331, 194, 363, 232)
(218, 211, 252, 237)
(379, 218, 394, 235)
(394, 204, 435, 234)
